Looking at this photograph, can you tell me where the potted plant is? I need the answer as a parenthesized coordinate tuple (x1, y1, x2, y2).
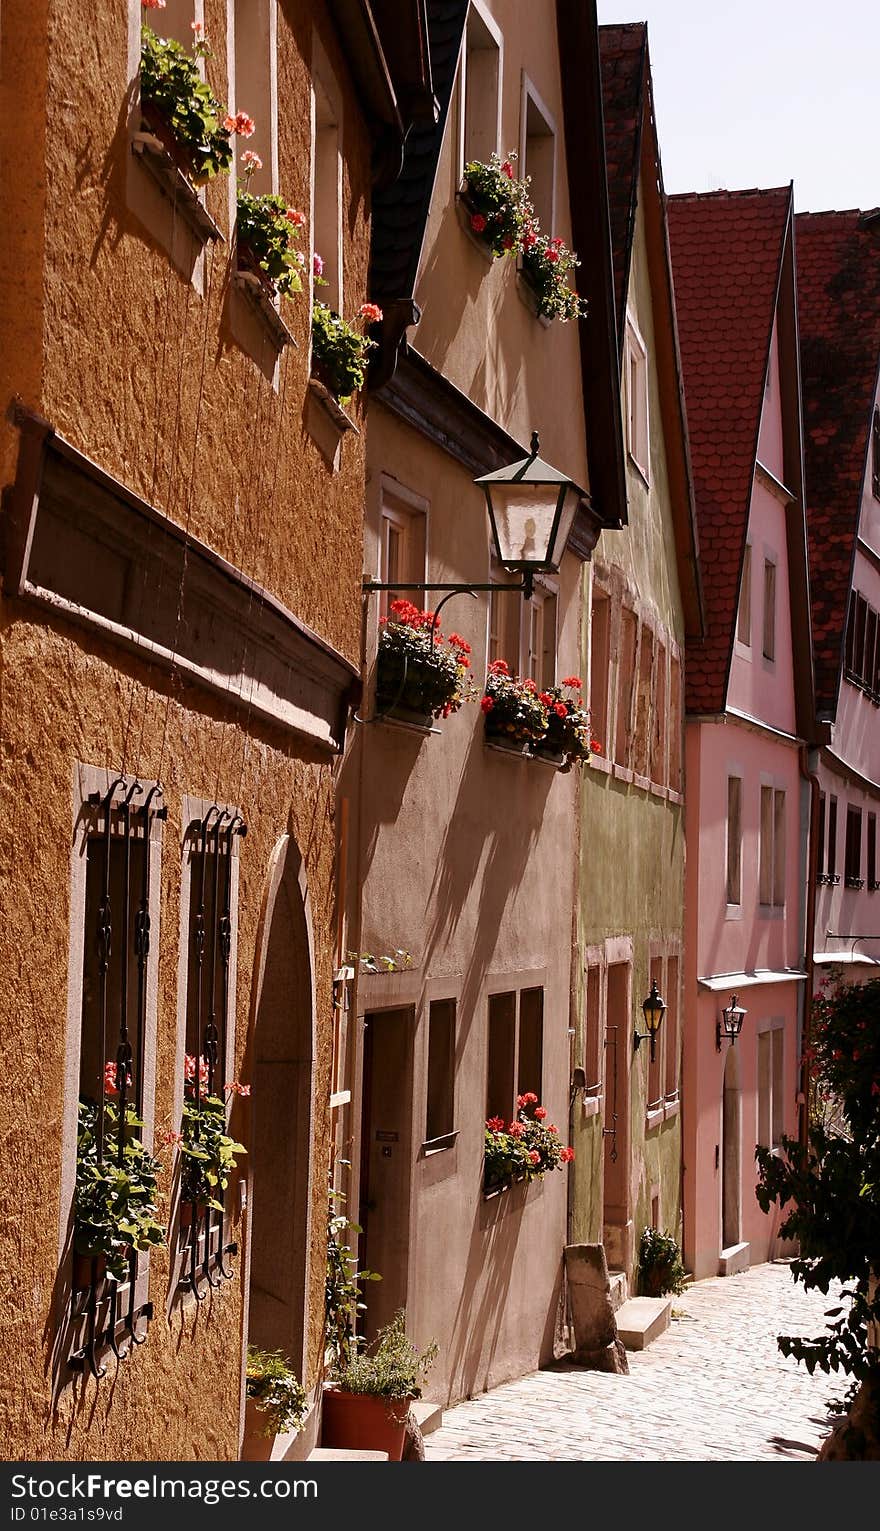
(531, 676, 598, 768)
(461, 151, 531, 257)
(311, 300, 383, 405)
(325, 1187, 381, 1372)
(174, 1054, 249, 1226)
(520, 228, 587, 323)
(376, 600, 475, 726)
(484, 1094, 574, 1193)
(481, 660, 549, 751)
(235, 151, 306, 300)
(636, 1226, 687, 1298)
(139, 22, 241, 185)
(322, 1310, 438, 1461)
(243, 1346, 308, 1460)
(74, 1071, 165, 1288)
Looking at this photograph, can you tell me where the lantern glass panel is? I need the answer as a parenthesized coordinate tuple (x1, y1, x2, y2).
(486, 483, 562, 570)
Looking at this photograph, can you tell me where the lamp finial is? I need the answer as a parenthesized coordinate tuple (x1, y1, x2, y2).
(530, 430, 540, 457)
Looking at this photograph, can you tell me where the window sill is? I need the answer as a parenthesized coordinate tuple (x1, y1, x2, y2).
(844, 878, 866, 890)
(645, 1104, 664, 1131)
(590, 752, 612, 776)
(579, 1092, 602, 1119)
(421, 1130, 459, 1157)
(626, 448, 650, 489)
(131, 131, 224, 247)
(757, 903, 786, 919)
(648, 779, 668, 801)
(816, 873, 840, 886)
(305, 378, 359, 471)
(667, 787, 684, 807)
(663, 1094, 680, 1122)
(373, 708, 440, 736)
(612, 763, 634, 784)
(633, 772, 652, 793)
(725, 902, 744, 921)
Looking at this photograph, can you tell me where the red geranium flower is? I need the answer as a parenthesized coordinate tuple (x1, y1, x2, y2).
(534, 1106, 547, 1120)
(486, 1116, 505, 1132)
(529, 1150, 541, 1165)
(509, 1121, 524, 1138)
(470, 213, 487, 233)
(481, 696, 494, 713)
(562, 676, 582, 688)
(553, 702, 567, 717)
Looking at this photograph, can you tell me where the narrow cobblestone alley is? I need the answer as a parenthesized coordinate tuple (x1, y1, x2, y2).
(427, 1263, 841, 1462)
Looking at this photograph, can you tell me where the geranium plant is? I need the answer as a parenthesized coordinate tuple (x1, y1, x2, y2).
(481, 660, 549, 747)
(326, 1185, 381, 1370)
(74, 1066, 165, 1282)
(236, 191, 306, 298)
(462, 151, 531, 256)
(484, 1093, 574, 1192)
(376, 599, 475, 721)
(311, 301, 382, 404)
(140, 23, 242, 183)
(520, 229, 587, 323)
(246, 1346, 308, 1437)
(174, 1054, 248, 1214)
(534, 676, 598, 767)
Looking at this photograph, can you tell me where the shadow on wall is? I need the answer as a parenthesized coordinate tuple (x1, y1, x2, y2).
(424, 722, 555, 1052)
(444, 1173, 565, 1404)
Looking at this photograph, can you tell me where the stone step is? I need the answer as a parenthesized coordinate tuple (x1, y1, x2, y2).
(608, 1271, 628, 1312)
(411, 1399, 443, 1436)
(719, 1241, 750, 1276)
(307, 1447, 389, 1462)
(615, 1296, 672, 1351)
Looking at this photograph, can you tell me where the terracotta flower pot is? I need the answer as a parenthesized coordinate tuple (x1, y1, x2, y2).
(320, 1387, 412, 1461)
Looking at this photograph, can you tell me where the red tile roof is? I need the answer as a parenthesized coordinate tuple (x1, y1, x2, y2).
(598, 23, 646, 346)
(795, 210, 880, 717)
(667, 187, 791, 713)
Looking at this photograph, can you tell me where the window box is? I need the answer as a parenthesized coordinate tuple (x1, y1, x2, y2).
(132, 106, 224, 246)
(233, 240, 296, 350)
(845, 876, 865, 890)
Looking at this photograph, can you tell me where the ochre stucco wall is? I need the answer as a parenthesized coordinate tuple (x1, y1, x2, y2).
(0, 0, 372, 1460)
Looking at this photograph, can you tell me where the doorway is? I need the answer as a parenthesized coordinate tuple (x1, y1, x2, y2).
(602, 962, 632, 1271)
(721, 1042, 742, 1250)
(358, 1007, 414, 1339)
(246, 837, 315, 1381)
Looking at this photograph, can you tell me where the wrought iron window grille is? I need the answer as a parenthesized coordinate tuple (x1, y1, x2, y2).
(69, 778, 166, 1379)
(816, 872, 841, 886)
(177, 806, 247, 1301)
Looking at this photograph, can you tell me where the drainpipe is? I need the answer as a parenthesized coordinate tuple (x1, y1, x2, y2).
(798, 746, 820, 1150)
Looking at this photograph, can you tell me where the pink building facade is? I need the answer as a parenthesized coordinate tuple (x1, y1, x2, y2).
(796, 211, 880, 993)
(669, 189, 815, 1280)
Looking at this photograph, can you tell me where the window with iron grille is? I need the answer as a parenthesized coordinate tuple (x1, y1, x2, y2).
(67, 777, 166, 1380)
(174, 807, 247, 1303)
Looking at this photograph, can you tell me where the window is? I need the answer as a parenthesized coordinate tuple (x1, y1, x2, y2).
(843, 591, 880, 695)
(517, 989, 544, 1101)
(583, 961, 603, 1096)
(615, 607, 638, 767)
(664, 956, 680, 1101)
(312, 47, 342, 312)
(176, 807, 245, 1298)
(65, 776, 164, 1378)
(632, 624, 655, 779)
(872, 408, 880, 500)
(762, 557, 776, 662)
(817, 791, 827, 880)
(486, 986, 545, 1120)
(378, 481, 427, 619)
(521, 81, 555, 233)
(488, 571, 557, 686)
(651, 642, 667, 786)
(869, 812, 878, 891)
(525, 580, 557, 690)
(758, 1026, 784, 1150)
(845, 804, 864, 888)
(669, 652, 682, 792)
(589, 586, 610, 756)
(760, 784, 786, 908)
(460, 2, 501, 169)
(828, 795, 839, 881)
(737, 543, 752, 647)
(624, 318, 649, 480)
(425, 999, 456, 1145)
(233, 0, 275, 196)
(726, 776, 742, 906)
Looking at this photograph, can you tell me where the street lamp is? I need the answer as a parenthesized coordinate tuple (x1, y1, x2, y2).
(633, 980, 666, 1064)
(716, 993, 747, 1052)
(363, 431, 585, 604)
(474, 433, 584, 597)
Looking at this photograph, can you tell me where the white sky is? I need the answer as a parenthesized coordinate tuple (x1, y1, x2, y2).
(596, 0, 878, 213)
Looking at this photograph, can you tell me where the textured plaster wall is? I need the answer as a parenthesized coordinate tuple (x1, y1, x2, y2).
(0, 0, 371, 1460)
(412, 0, 590, 493)
(570, 179, 686, 1272)
(345, 399, 582, 1406)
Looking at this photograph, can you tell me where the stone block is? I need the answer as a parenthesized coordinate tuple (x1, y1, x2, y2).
(565, 1244, 629, 1373)
(615, 1296, 671, 1350)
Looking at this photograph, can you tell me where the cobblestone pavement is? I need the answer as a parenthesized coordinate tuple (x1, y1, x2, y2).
(426, 1262, 841, 1462)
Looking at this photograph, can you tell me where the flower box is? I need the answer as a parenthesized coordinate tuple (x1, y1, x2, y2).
(233, 241, 296, 350)
(376, 601, 474, 724)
